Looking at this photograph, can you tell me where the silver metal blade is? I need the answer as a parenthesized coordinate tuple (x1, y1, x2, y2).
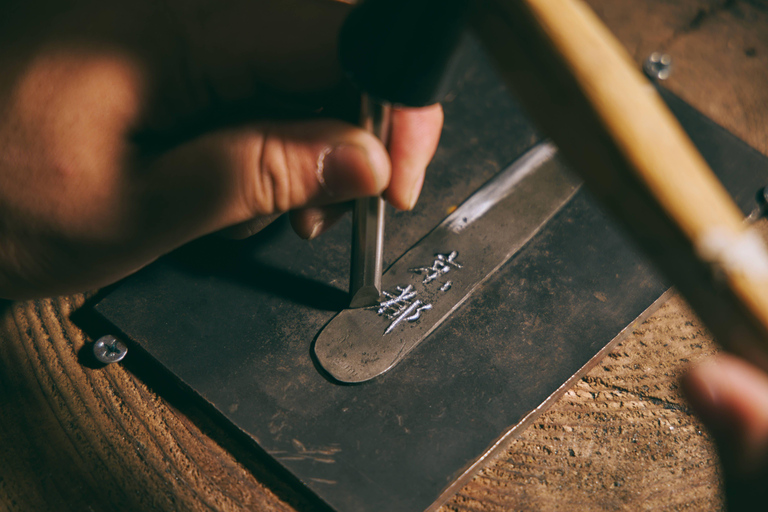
(315, 142, 581, 383)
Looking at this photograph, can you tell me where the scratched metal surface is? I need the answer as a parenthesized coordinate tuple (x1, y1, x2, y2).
(315, 145, 583, 383)
(93, 37, 768, 512)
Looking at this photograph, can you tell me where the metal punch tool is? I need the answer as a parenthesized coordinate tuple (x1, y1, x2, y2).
(349, 95, 391, 308)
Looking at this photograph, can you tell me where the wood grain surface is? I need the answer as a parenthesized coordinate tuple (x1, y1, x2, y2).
(2, 0, 768, 510)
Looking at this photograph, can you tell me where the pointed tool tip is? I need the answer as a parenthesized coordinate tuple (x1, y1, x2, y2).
(348, 286, 381, 309)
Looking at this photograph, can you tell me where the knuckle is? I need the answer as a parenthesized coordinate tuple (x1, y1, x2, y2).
(236, 131, 272, 217)
(263, 131, 294, 213)
(241, 126, 293, 216)
(241, 125, 315, 217)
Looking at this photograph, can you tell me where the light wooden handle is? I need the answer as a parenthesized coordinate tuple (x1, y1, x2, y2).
(472, 0, 768, 365)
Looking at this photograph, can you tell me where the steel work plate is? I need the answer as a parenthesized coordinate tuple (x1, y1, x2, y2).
(92, 38, 768, 512)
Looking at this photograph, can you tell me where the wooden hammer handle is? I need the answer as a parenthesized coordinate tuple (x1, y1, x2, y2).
(472, 0, 768, 364)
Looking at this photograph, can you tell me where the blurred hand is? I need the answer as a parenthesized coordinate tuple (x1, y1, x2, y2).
(0, 0, 443, 299)
(684, 353, 768, 510)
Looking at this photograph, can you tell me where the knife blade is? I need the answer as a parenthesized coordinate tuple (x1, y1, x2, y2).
(316, 142, 581, 383)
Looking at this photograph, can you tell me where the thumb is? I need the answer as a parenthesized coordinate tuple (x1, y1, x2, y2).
(136, 119, 391, 247)
(683, 354, 768, 470)
(683, 354, 768, 510)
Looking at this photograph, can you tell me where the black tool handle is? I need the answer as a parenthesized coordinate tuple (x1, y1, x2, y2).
(338, 0, 470, 107)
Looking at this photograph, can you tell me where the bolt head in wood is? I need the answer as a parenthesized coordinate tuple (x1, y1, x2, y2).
(644, 52, 672, 81)
(93, 335, 128, 364)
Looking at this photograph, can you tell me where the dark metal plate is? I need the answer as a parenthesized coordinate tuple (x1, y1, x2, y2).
(92, 38, 768, 512)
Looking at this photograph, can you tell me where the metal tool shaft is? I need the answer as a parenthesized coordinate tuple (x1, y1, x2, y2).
(349, 96, 391, 308)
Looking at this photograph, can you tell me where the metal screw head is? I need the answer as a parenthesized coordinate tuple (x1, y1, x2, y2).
(643, 52, 672, 81)
(745, 185, 768, 224)
(92, 335, 128, 364)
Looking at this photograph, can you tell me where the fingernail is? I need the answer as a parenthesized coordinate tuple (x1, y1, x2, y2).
(406, 172, 427, 211)
(318, 144, 388, 199)
(683, 359, 731, 438)
(307, 219, 324, 240)
(692, 361, 721, 409)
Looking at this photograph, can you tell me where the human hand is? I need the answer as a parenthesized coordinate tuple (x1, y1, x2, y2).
(683, 353, 768, 510)
(0, 0, 443, 299)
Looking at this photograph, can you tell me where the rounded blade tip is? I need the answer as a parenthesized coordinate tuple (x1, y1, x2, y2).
(313, 311, 391, 384)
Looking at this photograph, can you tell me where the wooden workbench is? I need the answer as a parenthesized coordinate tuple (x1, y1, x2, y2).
(2, 0, 767, 510)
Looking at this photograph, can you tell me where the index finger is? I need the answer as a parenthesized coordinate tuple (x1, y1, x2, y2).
(383, 104, 444, 211)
